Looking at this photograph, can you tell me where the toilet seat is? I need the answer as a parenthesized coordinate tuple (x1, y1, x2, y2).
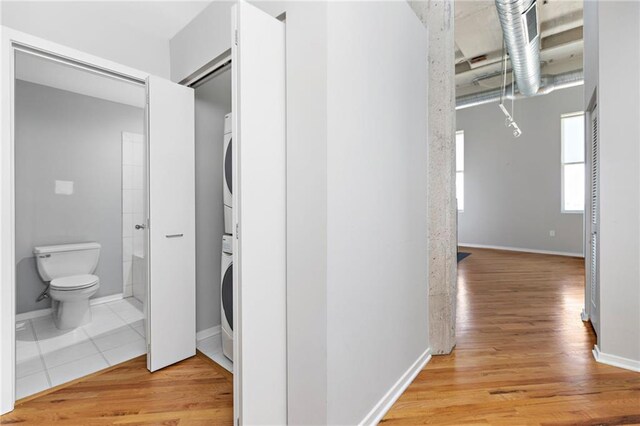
(50, 274, 99, 291)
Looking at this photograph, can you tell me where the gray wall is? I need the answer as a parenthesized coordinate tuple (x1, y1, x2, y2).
(194, 69, 231, 332)
(457, 85, 584, 255)
(15, 80, 144, 314)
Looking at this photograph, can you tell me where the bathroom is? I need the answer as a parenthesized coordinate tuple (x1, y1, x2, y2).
(13, 50, 148, 398)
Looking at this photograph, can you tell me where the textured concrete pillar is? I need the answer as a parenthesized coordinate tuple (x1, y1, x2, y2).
(409, 0, 457, 355)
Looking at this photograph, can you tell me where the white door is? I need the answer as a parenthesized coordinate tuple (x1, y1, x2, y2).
(232, 2, 287, 424)
(147, 76, 196, 372)
(589, 105, 600, 336)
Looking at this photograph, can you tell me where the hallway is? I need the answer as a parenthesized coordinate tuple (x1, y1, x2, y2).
(383, 248, 640, 425)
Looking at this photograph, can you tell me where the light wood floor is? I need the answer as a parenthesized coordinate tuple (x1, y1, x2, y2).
(383, 247, 640, 425)
(3, 248, 639, 425)
(1, 352, 233, 425)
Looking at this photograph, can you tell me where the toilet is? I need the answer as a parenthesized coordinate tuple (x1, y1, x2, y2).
(33, 242, 101, 330)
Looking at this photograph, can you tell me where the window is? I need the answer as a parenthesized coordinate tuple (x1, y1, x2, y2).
(456, 130, 464, 211)
(561, 112, 585, 212)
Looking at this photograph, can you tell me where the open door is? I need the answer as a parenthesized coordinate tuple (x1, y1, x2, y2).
(232, 2, 287, 424)
(147, 76, 196, 372)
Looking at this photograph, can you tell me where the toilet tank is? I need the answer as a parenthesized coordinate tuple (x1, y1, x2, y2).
(33, 242, 101, 282)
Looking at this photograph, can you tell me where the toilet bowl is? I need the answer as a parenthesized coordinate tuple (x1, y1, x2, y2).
(33, 243, 101, 330)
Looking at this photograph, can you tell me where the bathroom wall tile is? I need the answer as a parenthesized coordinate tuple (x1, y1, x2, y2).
(122, 164, 134, 190)
(123, 260, 132, 286)
(122, 238, 133, 262)
(42, 340, 99, 369)
(16, 371, 50, 399)
(122, 214, 133, 238)
(123, 283, 133, 298)
(133, 235, 144, 257)
(122, 138, 134, 166)
(48, 353, 108, 387)
(132, 141, 143, 166)
(133, 166, 144, 190)
(132, 189, 143, 214)
(122, 189, 133, 214)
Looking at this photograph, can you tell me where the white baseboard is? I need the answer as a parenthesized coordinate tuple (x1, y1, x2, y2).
(196, 325, 221, 342)
(359, 348, 432, 426)
(16, 308, 52, 322)
(16, 293, 124, 321)
(459, 243, 584, 258)
(593, 345, 640, 372)
(90, 293, 123, 306)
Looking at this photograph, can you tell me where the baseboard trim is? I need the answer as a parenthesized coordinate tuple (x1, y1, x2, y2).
(459, 243, 584, 258)
(16, 308, 52, 322)
(90, 293, 123, 306)
(196, 325, 222, 342)
(593, 345, 640, 372)
(359, 347, 432, 426)
(16, 293, 124, 321)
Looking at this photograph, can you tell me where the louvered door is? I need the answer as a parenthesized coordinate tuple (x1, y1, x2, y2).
(589, 105, 599, 336)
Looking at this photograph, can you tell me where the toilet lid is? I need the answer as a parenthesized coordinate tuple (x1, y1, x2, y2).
(50, 274, 99, 290)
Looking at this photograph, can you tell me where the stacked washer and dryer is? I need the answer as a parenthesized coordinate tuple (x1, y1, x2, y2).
(221, 112, 234, 362)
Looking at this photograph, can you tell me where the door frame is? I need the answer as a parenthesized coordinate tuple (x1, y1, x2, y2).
(0, 27, 150, 414)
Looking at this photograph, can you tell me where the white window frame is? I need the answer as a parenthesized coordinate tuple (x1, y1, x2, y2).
(456, 130, 464, 212)
(560, 111, 585, 214)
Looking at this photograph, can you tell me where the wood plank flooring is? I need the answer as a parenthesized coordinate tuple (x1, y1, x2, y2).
(3, 248, 638, 425)
(1, 352, 233, 425)
(383, 248, 640, 425)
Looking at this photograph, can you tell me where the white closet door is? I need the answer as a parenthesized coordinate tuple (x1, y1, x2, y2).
(147, 76, 196, 372)
(232, 2, 286, 424)
(589, 105, 600, 336)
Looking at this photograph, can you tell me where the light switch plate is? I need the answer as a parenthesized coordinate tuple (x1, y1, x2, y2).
(55, 180, 74, 195)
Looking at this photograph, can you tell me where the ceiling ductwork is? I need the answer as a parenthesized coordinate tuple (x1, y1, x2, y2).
(456, 69, 583, 110)
(495, 0, 541, 96)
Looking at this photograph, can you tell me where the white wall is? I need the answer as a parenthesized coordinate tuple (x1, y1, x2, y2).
(457, 86, 584, 256)
(171, 1, 429, 423)
(591, 0, 640, 365)
(171, 2, 329, 423)
(326, 2, 428, 423)
(1, 2, 170, 78)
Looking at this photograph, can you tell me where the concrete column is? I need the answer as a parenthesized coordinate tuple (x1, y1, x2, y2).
(409, 0, 457, 355)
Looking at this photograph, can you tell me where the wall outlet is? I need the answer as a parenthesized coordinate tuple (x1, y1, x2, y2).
(55, 180, 74, 195)
(549, 230, 556, 237)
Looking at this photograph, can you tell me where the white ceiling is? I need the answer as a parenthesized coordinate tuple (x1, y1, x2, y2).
(16, 50, 146, 108)
(455, 0, 584, 97)
(4, 1, 213, 41)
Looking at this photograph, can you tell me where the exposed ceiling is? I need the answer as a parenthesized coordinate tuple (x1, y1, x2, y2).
(15, 50, 146, 108)
(455, 0, 583, 97)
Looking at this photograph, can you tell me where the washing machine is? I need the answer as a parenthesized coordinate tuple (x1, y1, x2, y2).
(223, 112, 233, 235)
(220, 234, 233, 361)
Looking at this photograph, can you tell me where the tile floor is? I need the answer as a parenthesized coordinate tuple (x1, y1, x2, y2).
(197, 334, 233, 373)
(16, 297, 145, 400)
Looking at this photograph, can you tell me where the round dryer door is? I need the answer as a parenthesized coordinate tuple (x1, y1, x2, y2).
(224, 138, 233, 195)
(222, 262, 233, 330)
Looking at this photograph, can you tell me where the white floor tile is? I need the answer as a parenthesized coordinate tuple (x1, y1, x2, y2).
(42, 340, 99, 369)
(81, 314, 127, 338)
(16, 341, 40, 363)
(132, 324, 145, 337)
(197, 335, 223, 357)
(203, 351, 233, 374)
(48, 354, 109, 387)
(101, 339, 146, 366)
(37, 328, 90, 354)
(92, 327, 143, 352)
(16, 371, 50, 400)
(16, 355, 45, 378)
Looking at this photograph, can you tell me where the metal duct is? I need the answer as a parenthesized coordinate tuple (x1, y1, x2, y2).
(495, 0, 541, 96)
(456, 69, 584, 110)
